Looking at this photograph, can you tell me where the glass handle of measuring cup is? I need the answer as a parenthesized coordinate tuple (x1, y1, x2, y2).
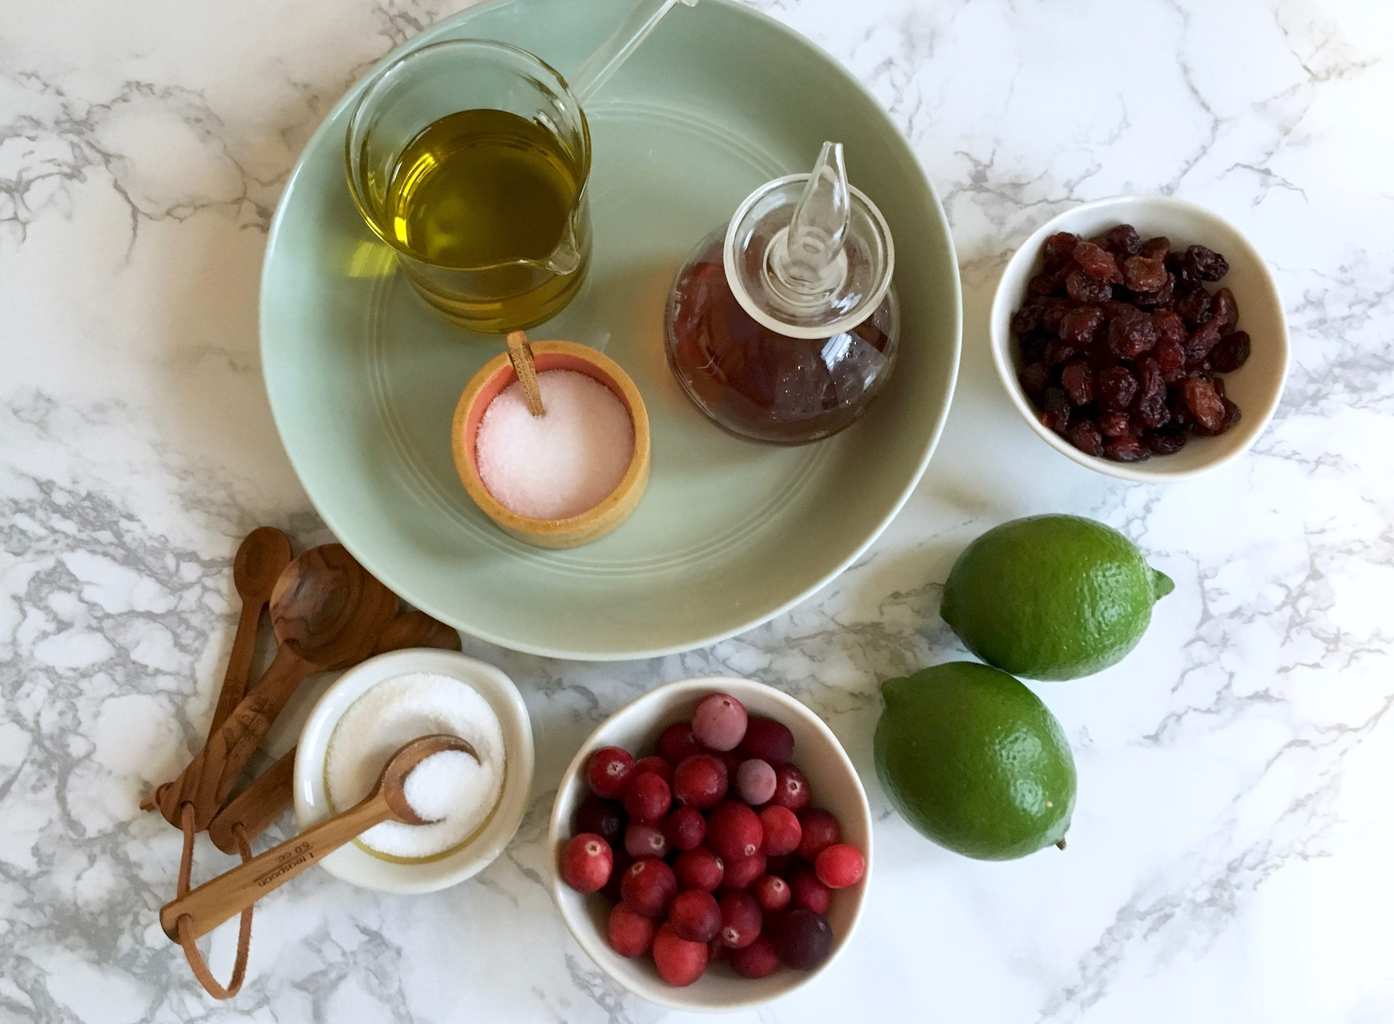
(568, 0, 699, 103)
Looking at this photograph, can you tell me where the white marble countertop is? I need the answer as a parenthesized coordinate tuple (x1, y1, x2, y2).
(4, 0, 1392, 1021)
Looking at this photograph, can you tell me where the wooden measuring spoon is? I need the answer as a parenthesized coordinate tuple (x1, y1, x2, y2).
(162, 734, 478, 942)
(206, 609, 462, 854)
(156, 544, 398, 831)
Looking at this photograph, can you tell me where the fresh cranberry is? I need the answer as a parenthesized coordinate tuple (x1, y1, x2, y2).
(653, 924, 709, 987)
(631, 755, 673, 784)
(721, 852, 766, 890)
(623, 772, 671, 824)
(738, 716, 794, 764)
(759, 805, 802, 856)
(729, 935, 781, 979)
(572, 795, 624, 844)
(814, 844, 865, 889)
(668, 890, 721, 943)
(752, 874, 791, 912)
(774, 908, 832, 970)
(607, 902, 655, 958)
(769, 764, 811, 811)
(656, 722, 702, 765)
(560, 833, 613, 894)
(620, 858, 678, 918)
(718, 890, 762, 949)
(735, 759, 777, 805)
(788, 868, 831, 914)
(672, 754, 728, 809)
(662, 805, 705, 851)
(673, 848, 724, 892)
(707, 801, 764, 861)
(624, 822, 669, 860)
(795, 808, 841, 861)
(586, 746, 634, 799)
(692, 692, 748, 751)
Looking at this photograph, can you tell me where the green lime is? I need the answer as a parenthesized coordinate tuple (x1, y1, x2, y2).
(874, 662, 1076, 860)
(940, 514, 1173, 681)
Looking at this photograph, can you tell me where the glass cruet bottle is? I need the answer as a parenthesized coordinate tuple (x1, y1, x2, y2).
(664, 141, 899, 444)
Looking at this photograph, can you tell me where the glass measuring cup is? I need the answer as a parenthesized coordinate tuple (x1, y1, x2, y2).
(345, 39, 592, 333)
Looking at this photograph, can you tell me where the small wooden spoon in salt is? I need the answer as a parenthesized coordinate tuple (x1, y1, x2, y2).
(506, 330, 546, 417)
(160, 734, 478, 943)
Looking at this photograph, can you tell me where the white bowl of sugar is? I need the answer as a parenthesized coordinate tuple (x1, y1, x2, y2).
(294, 648, 534, 894)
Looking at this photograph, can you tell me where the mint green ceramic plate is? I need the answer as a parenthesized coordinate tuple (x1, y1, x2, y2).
(261, 0, 961, 660)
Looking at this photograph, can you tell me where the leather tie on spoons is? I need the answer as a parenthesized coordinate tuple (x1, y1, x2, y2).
(156, 544, 397, 832)
(162, 734, 479, 943)
(206, 608, 463, 854)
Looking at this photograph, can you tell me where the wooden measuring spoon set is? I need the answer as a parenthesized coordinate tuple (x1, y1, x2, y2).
(145, 528, 461, 998)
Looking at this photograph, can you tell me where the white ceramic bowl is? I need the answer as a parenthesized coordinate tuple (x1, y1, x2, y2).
(548, 677, 872, 1012)
(989, 195, 1288, 481)
(294, 648, 534, 894)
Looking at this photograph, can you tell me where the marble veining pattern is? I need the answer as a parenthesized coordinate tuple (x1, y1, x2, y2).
(3, 0, 1392, 1021)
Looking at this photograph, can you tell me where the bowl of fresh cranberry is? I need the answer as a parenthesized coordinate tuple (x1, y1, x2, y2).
(548, 678, 872, 1010)
(990, 196, 1288, 481)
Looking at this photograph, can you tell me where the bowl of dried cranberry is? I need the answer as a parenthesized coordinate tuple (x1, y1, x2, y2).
(990, 196, 1288, 480)
(547, 678, 872, 1010)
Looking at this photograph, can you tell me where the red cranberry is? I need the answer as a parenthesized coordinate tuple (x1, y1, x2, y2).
(795, 808, 841, 861)
(759, 805, 802, 856)
(662, 805, 706, 852)
(657, 722, 702, 764)
(623, 772, 671, 824)
(607, 903, 655, 958)
(729, 935, 781, 979)
(586, 747, 634, 799)
(718, 890, 762, 949)
(624, 822, 669, 860)
(738, 716, 794, 764)
(631, 755, 673, 784)
(572, 796, 624, 844)
(769, 765, 811, 811)
(814, 844, 866, 889)
(672, 754, 728, 809)
(707, 802, 764, 861)
(774, 908, 832, 970)
(560, 833, 613, 894)
(789, 869, 831, 914)
(620, 858, 678, 918)
(673, 848, 724, 892)
(721, 852, 766, 891)
(692, 692, 748, 751)
(653, 924, 709, 987)
(752, 874, 791, 913)
(735, 759, 777, 805)
(669, 889, 722, 943)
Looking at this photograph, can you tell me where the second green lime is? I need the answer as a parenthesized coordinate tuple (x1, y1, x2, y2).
(940, 514, 1173, 681)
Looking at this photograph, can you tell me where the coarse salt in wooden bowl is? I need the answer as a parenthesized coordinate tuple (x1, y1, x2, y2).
(452, 339, 651, 549)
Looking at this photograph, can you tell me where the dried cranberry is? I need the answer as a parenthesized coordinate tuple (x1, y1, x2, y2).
(1176, 287, 1212, 328)
(1018, 362, 1049, 398)
(1181, 377, 1226, 432)
(1143, 427, 1188, 454)
(1122, 255, 1167, 293)
(1129, 273, 1175, 308)
(1039, 300, 1070, 335)
(1210, 373, 1227, 399)
(1135, 357, 1164, 401)
(1139, 236, 1170, 260)
(1152, 310, 1186, 348)
(1185, 318, 1223, 367)
(1066, 421, 1104, 456)
(1154, 338, 1186, 382)
(1195, 397, 1242, 436)
(1210, 287, 1238, 332)
(1028, 268, 1066, 297)
(1011, 303, 1042, 336)
(1042, 231, 1080, 269)
(1209, 330, 1251, 372)
(1184, 244, 1229, 282)
(1066, 268, 1112, 304)
(1060, 360, 1094, 406)
(1097, 411, 1131, 437)
(1103, 435, 1150, 462)
(1097, 224, 1142, 258)
(1133, 394, 1170, 430)
(1059, 305, 1104, 345)
(1040, 402, 1071, 435)
(1098, 366, 1138, 410)
(1045, 339, 1078, 367)
(1018, 331, 1049, 364)
(1108, 311, 1158, 358)
(1072, 241, 1123, 283)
